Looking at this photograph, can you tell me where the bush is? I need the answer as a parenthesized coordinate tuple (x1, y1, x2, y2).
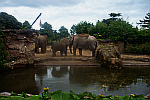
(0, 30, 8, 70)
(124, 42, 150, 55)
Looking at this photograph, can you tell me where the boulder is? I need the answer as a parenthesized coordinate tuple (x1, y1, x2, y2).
(95, 45, 123, 69)
(2, 29, 38, 69)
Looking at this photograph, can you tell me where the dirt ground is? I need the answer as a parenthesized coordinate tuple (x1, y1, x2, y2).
(34, 46, 150, 66)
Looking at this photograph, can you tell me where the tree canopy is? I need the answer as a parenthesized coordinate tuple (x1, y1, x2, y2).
(22, 21, 31, 29)
(137, 12, 150, 29)
(58, 26, 69, 38)
(0, 12, 22, 29)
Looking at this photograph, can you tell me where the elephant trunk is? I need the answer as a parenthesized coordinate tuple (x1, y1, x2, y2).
(69, 43, 72, 54)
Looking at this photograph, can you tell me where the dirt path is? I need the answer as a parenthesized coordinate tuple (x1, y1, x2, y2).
(34, 46, 150, 67)
(34, 46, 98, 66)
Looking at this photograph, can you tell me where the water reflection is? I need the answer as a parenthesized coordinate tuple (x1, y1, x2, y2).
(52, 67, 68, 78)
(0, 67, 39, 94)
(34, 66, 150, 96)
(0, 66, 150, 96)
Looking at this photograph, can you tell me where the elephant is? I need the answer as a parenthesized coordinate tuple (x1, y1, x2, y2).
(35, 35, 47, 53)
(69, 34, 97, 57)
(51, 42, 67, 57)
(60, 38, 69, 53)
(69, 35, 76, 54)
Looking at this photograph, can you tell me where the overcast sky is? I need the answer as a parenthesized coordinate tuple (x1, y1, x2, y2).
(0, 0, 150, 32)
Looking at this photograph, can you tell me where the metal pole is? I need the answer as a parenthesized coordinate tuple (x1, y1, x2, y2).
(30, 13, 42, 29)
(148, 10, 150, 67)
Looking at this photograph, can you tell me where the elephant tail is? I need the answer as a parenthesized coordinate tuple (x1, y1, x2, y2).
(95, 41, 98, 50)
(51, 45, 53, 49)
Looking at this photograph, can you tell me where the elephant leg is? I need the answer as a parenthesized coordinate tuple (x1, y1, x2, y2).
(52, 51, 56, 57)
(64, 50, 67, 56)
(41, 46, 45, 53)
(41, 47, 43, 53)
(65, 47, 67, 56)
(73, 47, 76, 56)
(79, 48, 82, 56)
(37, 47, 39, 53)
(69, 44, 72, 54)
(41, 46, 46, 53)
(35, 47, 37, 53)
(60, 51, 63, 56)
(44, 45, 46, 53)
(92, 50, 95, 57)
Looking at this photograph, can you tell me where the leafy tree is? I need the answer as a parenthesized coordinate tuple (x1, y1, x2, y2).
(42, 22, 53, 31)
(137, 12, 150, 30)
(71, 21, 93, 34)
(0, 30, 8, 70)
(39, 22, 54, 45)
(107, 18, 135, 42)
(95, 20, 107, 38)
(40, 22, 53, 37)
(87, 25, 96, 36)
(0, 12, 22, 29)
(102, 13, 122, 26)
(22, 20, 31, 29)
(58, 26, 69, 38)
(108, 13, 122, 21)
(70, 24, 76, 35)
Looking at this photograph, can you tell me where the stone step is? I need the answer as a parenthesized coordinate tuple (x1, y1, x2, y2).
(34, 61, 99, 66)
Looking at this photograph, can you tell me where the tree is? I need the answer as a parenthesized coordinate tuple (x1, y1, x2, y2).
(22, 21, 31, 29)
(40, 22, 53, 37)
(39, 22, 54, 45)
(137, 12, 150, 30)
(108, 13, 122, 21)
(102, 13, 122, 26)
(58, 26, 69, 38)
(70, 24, 76, 35)
(70, 21, 93, 34)
(0, 12, 22, 29)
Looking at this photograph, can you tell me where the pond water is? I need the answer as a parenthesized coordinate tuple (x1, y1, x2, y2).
(0, 66, 150, 96)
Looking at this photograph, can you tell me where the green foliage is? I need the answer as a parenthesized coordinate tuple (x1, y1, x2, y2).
(71, 21, 93, 35)
(0, 12, 22, 29)
(0, 91, 149, 100)
(125, 42, 150, 54)
(137, 12, 150, 29)
(70, 25, 76, 35)
(39, 22, 69, 45)
(58, 26, 69, 38)
(22, 21, 31, 29)
(40, 22, 53, 37)
(0, 30, 8, 70)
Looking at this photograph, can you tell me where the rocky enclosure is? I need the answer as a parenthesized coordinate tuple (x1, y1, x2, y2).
(3, 29, 38, 69)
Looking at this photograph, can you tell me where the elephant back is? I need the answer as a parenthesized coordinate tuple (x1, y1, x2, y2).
(37, 35, 47, 41)
(88, 36, 97, 42)
(61, 38, 69, 47)
(51, 42, 66, 51)
(77, 34, 89, 37)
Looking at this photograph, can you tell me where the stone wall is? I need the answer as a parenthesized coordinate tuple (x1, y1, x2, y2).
(97, 40, 125, 54)
(3, 29, 38, 69)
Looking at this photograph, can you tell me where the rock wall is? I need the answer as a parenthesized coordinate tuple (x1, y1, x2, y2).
(97, 40, 125, 54)
(3, 29, 38, 69)
(95, 45, 123, 69)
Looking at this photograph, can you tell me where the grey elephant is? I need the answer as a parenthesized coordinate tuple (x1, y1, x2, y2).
(60, 38, 69, 51)
(69, 35, 76, 54)
(35, 35, 47, 53)
(69, 34, 97, 57)
(51, 42, 67, 57)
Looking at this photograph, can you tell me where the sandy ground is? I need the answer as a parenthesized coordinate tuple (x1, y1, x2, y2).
(34, 46, 150, 66)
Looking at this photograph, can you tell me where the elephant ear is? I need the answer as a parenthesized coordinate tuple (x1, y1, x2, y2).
(88, 36, 96, 41)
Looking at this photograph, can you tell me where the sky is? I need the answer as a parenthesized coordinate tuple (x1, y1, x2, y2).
(0, 0, 150, 32)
